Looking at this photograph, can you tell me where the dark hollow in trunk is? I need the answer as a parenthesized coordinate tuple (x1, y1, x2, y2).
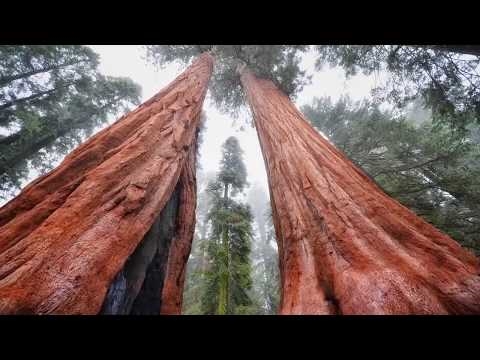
(100, 185, 180, 315)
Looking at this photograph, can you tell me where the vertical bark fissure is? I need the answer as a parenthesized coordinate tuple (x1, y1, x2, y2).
(129, 184, 180, 315)
(159, 138, 198, 315)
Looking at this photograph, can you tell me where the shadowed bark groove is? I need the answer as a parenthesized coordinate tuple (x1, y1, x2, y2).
(240, 67, 480, 315)
(100, 140, 197, 315)
(99, 183, 181, 314)
(129, 184, 180, 315)
(0, 53, 213, 315)
(160, 139, 197, 314)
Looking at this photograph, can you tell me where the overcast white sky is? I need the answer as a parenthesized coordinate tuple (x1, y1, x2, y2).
(88, 45, 378, 195)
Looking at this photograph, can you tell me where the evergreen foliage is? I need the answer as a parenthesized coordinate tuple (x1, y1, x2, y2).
(145, 45, 310, 115)
(315, 45, 480, 132)
(0, 45, 141, 199)
(184, 137, 258, 315)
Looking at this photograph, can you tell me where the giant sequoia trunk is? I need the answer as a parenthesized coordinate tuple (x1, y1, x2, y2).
(240, 67, 480, 315)
(0, 53, 213, 314)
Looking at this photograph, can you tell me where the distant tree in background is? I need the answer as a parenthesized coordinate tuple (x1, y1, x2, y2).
(302, 96, 480, 254)
(182, 170, 216, 315)
(192, 136, 257, 315)
(0, 45, 141, 199)
(247, 184, 280, 314)
(184, 182, 280, 315)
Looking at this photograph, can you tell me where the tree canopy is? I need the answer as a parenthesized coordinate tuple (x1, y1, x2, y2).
(218, 136, 247, 194)
(315, 45, 480, 132)
(145, 45, 310, 114)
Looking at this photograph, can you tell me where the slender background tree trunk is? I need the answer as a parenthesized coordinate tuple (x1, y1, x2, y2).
(240, 67, 480, 315)
(0, 53, 213, 314)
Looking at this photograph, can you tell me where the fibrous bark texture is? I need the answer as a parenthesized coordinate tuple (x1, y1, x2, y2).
(159, 141, 197, 314)
(100, 139, 197, 315)
(0, 53, 213, 314)
(240, 68, 480, 315)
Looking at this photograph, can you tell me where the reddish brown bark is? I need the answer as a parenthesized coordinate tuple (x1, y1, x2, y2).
(0, 53, 213, 314)
(240, 68, 480, 315)
(159, 141, 197, 315)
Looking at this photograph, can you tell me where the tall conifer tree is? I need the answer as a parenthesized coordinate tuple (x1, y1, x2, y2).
(200, 137, 256, 315)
